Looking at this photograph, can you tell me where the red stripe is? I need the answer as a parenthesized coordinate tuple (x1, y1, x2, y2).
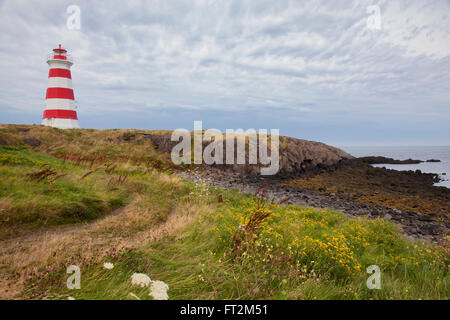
(53, 54, 67, 60)
(43, 109, 78, 120)
(46, 87, 74, 100)
(49, 68, 72, 79)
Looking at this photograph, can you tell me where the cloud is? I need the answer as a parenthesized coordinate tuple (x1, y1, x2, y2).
(381, 0, 450, 59)
(0, 0, 449, 144)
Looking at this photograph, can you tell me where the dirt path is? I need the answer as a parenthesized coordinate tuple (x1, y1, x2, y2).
(0, 199, 210, 299)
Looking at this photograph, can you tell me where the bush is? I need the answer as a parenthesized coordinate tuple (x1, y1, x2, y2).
(0, 153, 39, 166)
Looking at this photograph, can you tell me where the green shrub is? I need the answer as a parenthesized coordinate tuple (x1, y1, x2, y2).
(0, 153, 38, 166)
(0, 145, 28, 151)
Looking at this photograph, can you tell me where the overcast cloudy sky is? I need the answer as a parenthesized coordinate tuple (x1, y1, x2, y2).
(0, 0, 449, 145)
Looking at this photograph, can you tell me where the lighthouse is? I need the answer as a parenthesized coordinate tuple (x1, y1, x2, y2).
(42, 44, 80, 129)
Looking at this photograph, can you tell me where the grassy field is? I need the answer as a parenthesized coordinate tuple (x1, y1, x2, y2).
(0, 124, 448, 300)
(0, 145, 127, 238)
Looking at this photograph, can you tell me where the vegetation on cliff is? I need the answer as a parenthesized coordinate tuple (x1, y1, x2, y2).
(0, 124, 448, 300)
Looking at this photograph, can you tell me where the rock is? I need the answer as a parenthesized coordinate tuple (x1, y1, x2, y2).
(17, 127, 30, 133)
(145, 133, 178, 153)
(418, 215, 433, 222)
(147, 132, 354, 177)
(122, 132, 136, 142)
(22, 137, 41, 147)
(358, 156, 422, 165)
(0, 136, 7, 146)
(175, 140, 449, 244)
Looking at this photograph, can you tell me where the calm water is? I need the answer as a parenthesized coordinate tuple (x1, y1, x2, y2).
(340, 146, 450, 188)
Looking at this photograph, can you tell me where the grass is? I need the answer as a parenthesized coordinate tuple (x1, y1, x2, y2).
(0, 145, 127, 239)
(0, 124, 448, 300)
(22, 186, 449, 300)
(0, 124, 177, 239)
(18, 186, 449, 300)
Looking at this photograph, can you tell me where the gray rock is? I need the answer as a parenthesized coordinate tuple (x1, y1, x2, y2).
(122, 132, 136, 142)
(176, 166, 447, 243)
(22, 137, 41, 147)
(17, 127, 30, 133)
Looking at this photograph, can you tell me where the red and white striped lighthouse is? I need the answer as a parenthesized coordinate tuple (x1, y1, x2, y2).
(42, 44, 80, 129)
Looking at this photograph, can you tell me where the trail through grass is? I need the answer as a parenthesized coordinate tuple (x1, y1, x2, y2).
(0, 125, 448, 300)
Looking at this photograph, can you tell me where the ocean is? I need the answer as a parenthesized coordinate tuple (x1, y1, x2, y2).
(340, 146, 450, 188)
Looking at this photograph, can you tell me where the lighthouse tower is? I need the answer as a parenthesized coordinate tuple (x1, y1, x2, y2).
(42, 44, 80, 129)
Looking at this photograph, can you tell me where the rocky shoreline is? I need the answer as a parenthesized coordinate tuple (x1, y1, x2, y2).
(135, 130, 449, 244)
(177, 165, 449, 244)
(359, 156, 441, 164)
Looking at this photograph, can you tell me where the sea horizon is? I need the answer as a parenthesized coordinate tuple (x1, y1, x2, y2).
(340, 145, 450, 188)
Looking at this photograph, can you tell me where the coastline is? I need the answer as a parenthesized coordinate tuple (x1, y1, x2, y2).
(177, 164, 450, 243)
(341, 145, 450, 188)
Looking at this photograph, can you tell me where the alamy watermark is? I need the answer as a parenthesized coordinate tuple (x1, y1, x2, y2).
(66, 265, 81, 289)
(66, 5, 81, 30)
(366, 5, 381, 30)
(171, 121, 280, 175)
(366, 265, 381, 289)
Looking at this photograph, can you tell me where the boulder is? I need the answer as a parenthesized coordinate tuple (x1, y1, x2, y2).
(121, 132, 136, 142)
(145, 133, 177, 153)
(17, 127, 30, 133)
(22, 137, 41, 147)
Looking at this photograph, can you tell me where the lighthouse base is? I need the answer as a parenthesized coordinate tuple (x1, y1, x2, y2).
(42, 118, 80, 129)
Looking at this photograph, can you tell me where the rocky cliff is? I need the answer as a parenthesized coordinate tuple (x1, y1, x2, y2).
(143, 132, 354, 176)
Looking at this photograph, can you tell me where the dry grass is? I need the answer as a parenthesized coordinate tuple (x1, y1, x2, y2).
(0, 173, 213, 299)
(0, 129, 214, 299)
(0, 124, 173, 169)
(1, 124, 448, 300)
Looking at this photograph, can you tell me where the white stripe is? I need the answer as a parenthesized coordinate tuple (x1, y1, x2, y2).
(42, 118, 80, 129)
(47, 60, 72, 70)
(47, 77, 73, 89)
(45, 98, 76, 110)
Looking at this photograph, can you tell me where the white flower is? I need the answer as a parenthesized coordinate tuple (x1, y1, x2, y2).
(149, 280, 169, 300)
(131, 273, 151, 288)
(103, 262, 114, 270)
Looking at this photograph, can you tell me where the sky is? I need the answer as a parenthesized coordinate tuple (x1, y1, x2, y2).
(0, 0, 449, 146)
